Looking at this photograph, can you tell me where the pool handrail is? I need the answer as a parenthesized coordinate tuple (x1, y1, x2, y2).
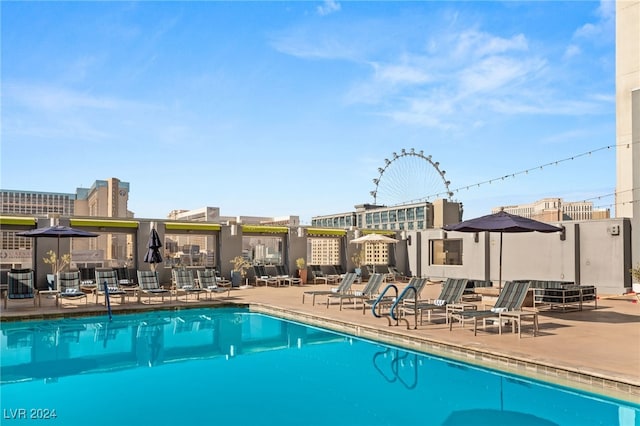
(103, 281, 112, 321)
(390, 284, 419, 329)
(371, 284, 398, 325)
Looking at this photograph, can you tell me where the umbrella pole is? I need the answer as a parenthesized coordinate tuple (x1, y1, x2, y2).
(499, 232, 503, 291)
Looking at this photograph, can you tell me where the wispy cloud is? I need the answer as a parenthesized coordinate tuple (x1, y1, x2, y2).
(317, 0, 341, 16)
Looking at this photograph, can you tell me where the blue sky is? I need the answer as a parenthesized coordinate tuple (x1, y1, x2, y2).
(1, 1, 616, 224)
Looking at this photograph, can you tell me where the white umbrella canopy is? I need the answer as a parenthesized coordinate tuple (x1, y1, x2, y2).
(350, 233, 399, 274)
(350, 233, 399, 244)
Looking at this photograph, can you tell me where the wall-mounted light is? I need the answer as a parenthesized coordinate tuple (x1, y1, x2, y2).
(474, 232, 479, 243)
(401, 231, 411, 246)
(559, 225, 566, 241)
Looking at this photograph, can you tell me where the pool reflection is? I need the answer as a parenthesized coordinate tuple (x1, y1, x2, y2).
(0, 308, 345, 383)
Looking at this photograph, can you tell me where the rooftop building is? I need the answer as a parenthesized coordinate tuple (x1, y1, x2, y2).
(493, 198, 611, 222)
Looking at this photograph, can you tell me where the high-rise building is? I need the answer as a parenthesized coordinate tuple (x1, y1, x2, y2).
(493, 198, 610, 222)
(0, 177, 132, 269)
(311, 199, 462, 231)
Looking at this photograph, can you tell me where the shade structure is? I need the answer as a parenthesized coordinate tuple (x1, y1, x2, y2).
(350, 233, 399, 273)
(17, 225, 98, 276)
(350, 233, 399, 244)
(143, 228, 163, 270)
(443, 211, 562, 289)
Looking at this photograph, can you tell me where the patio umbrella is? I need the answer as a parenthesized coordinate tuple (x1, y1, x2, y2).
(17, 225, 98, 278)
(350, 233, 399, 273)
(443, 210, 562, 289)
(143, 228, 163, 271)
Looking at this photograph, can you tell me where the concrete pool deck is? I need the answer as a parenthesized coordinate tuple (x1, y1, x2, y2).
(1, 280, 639, 403)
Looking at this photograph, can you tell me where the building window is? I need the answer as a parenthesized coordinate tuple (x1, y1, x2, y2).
(430, 239, 463, 266)
(165, 232, 218, 269)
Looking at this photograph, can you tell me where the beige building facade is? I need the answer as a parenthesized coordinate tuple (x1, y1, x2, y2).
(615, 0, 640, 270)
(494, 198, 610, 222)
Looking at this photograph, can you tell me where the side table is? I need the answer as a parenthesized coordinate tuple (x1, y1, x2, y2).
(499, 310, 539, 338)
(38, 290, 60, 307)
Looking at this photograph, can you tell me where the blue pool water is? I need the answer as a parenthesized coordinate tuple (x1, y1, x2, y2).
(1, 308, 637, 426)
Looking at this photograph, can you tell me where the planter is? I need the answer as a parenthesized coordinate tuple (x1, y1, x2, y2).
(231, 271, 243, 288)
(298, 269, 308, 285)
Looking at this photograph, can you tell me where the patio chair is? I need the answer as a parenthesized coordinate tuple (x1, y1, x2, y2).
(253, 265, 278, 287)
(448, 280, 531, 336)
(388, 266, 410, 282)
(94, 269, 127, 305)
(399, 278, 468, 324)
(326, 273, 385, 311)
(197, 269, 231, 299)
(113, 266, 136, 287)
(273, 264, 301, 286)
(311, 265, 338, 285)
(302, 272, 356, 306)
(4, 270, 37, 309)
(172, 269, 205, 301)
(137, 270, 171, 304)
(58, 271, 88, 306)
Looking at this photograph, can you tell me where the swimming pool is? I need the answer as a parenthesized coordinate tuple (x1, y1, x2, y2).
(1, 308, 637, 426)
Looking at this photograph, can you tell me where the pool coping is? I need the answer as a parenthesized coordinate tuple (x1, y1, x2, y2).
(249, 303, 640, 404)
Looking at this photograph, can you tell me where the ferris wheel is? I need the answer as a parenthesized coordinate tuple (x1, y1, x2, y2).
(370, 148, 453, 206)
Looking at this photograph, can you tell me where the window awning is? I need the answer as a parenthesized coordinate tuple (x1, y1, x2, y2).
(241, 225, 289, 234)
(165, 222, 221, 231)
(70, 219, 139, 229)
(0, 216, 37, 226)
(306, 227, 347, 237)
(362, 230, 397, 236)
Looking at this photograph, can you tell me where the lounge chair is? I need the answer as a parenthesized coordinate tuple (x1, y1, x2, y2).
(94, 269, 127, 305)
(399, 278, 468, 324)
(273, 264, 301, 286)
(58, 271, 88, 306)
(4, 270, 37, 309)
(326, 273, 385, 311)
(388, 266, 410, 282)
(113, 267, 136, 287)
(311, 265, 338, 285)
(448, 280, 531, 336)
(253, 265, 278, 287)
(197, 269, 231, 299)
(173, 269, 205, 301)
(302, 272, 356, 305)
(137, 270, 171, 304)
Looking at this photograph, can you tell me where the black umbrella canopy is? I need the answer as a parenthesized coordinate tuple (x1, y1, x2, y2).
(443, 210, 563, 234)
(443, 211, 563, 289)
(17, 225, 99, 239)
(143, 228, 163, 267)
(17, 225, 99, 274)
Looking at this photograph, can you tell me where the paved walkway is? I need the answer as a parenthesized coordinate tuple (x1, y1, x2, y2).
(2, 280, 639, 403)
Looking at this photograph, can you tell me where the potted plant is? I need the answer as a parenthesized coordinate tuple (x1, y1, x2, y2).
(230, 255, 251, 288)
(351, 249, 365, 279)
(43, 250, 70, 289)
(296, 258, 307, 284)
(631, 263, 640, 294)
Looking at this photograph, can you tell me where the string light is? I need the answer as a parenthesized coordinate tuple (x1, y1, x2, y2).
(399, 142, 640, 207)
